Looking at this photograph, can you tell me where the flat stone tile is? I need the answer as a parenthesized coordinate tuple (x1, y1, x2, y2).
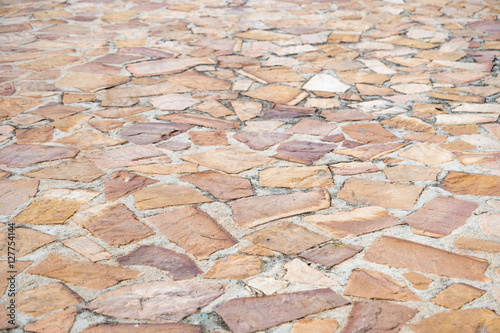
(409, 308, 500, 333)
(24, 307, 77, 333)
(440, 172, 500, 196)
(180, 170, 253, 201)
(259, 165, 333, 188)
(24, 159, 105, 183)
(120, 122, 192, 145)
(204, 255, 262, 279)
(300, 243, 363, 267)
(431, 283, 485, 310)
(233, 132, 291, 151)
(62, 237, 111, 262)
(134, 184, 211, 210)
(85, 145, 171, 168)
(0, 144, 79, 167)
(284, 258, 338, 286)
(82, 323, 201, 333)
(0, 179, 38, 215)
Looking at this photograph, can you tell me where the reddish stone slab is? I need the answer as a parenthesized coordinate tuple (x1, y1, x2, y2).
(24, 159, 105, 183)
(0, 179, 38, 215)
(157, 113, 239, 130)
(134, 184, 211, 210)
(342, 123, 399, 144)
(30, 103, 86, 120)
(335, 142, 410, 161)
(16, 127, 53, 144)
(120, 122, 192, 144)
(82, 323, 201, 333)
(274, 141, 336, 164)
(85, 145, 171, 168)
(300, 243, 363, 267)
(104, 170, 157, 201)
(233, 132, 292, 151)
(24, 307, 77, 333)
(329, 161, 380, 175)
(440, 172, 500, 196)
(321, 109, 377, 122)
(180, 170, 253, 201)
(0, 144, 79, 167)
(409, 308, 500, 333)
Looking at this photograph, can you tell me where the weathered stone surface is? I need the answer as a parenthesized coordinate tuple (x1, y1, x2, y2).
(16, 127, 53, 144)
(403, 272, 433, 290)
(120, 122, 192, 144)
(381, 115, 436, 133)
(204, 255, 262, 279)
(18, 282, 83, 317)
(24, 159, 104, 183)
(127, 58, 215, 77)
(150, 94, 199, 111)
(305, 206, 403, 239)
(335, 142, 410, 161)
(188, 130, 228, 146)
(167, 72, 231, 91)
(62, 237, 111, 262)
(338, 178, 423, 210)
(87, 281, 223, 321)
(230, 190, 330, 228)
(13, 189, 98, 225)
(343, 301, 418, 333)
(292, 319, 339, 333)
(384, 165, 441, 182)
(284, 258, 338, 286)
(329, 161, 380, 175)
(454, 152, 500, 165)
(106, 81, 190, 100)
(342, 123, 399, 144)
(441, 172, 500, 196)
(274, 141, 336, 164)
(0, 179, 38, 215)
(215, 289, 349, 333)
(322, 109, 376, 122)
(24, 307, 77, 333)
(180, 170, 253, 201)
(133, 184, 211, 210)
(480, 213, 500, 238)
(399, 142, 454, 164)
(86, 145, 171, 168)
(288, 119, 337, 136)
(182, 147, 276, 173)
(51, 114, 94, 133)
(30, 103, 86, 120)
(303, 74, 350, 93)
(264, 104, 315, 119)
(243, 84, 304, 104)
(195, 100, 234, 117)
(233, 132, 291, 151)
(431, 283, 486, 310)
(239, 244, 276, 256)
(0, 144, 78, 167)
(455, 237, 500, 253)
(73, 202, 153, 246)
(244, 222, 331, 255)
(57, 129, 126, 150)
(118, 246, 201, 280)
(27, 254, 141, 290)
(56, 72, 130, 92)
(300, 243, 363, 267)
(104, 171, 157, 201)
(82, 323, 202, 333)
(129, 163, 198, 175)
(345, 269, 420, 301)
(259, 166, 333, 188)
(409, 308, 500, 333)
(147, 206, 236, 260)
(0, 228, 54, 258)
(406, 197, 478, 238)
(364, 236, 490, 282)
(158, 113, 239, 129)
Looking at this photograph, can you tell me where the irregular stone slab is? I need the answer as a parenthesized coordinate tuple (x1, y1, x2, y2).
(462, 134, 500, 149)
(0, 144, 79, 168)
(322, 109, 376, 122)
(204, 255, 262, 279)
(480, 213, 500, 238)
(381, 115, 436, 133)
(167, 72, 231, 91)
(24, 307, 77, 333)
(156, 141, 191, 151)
(303, 74, 350, 93)
(215, 288, 349, 333)
(431, 283, 485, 310)
(343, 301, 418, 333)
(300, 243, 363, 267)
(305, 206, 403, 239)
(231, 100, 262, 121)
(16, 127, 53, 144)
(399, 142, 454, 165)
(189, 130, 228, 146)
(129, 163, 198, 175)
(233, 132, 291, 151)
(134, 184, 211, 210)
(51, 114, 94, 133)
(239, 244, 275, 257)
(13, 189, 98, 225)
(180, 170, 253, 201)
(292, 319, 339, 333)
(31, 103, 86, 120)
(284, 258, 338, 286)
(484, 123, 500, 140)
(345, 269, 420, 301)
(406, 197, 478, 238)
(27, 254, 141, 290)
(150, 94, 198, 111)
(62, 237, 111, 262)
(338, 178, 423, 210)
(364, 236, 490, 282)
(384, 165, 441, 182)
(88, 280, 224, 321)
(106, 81, 190, 100)
(274, 141, 336, 165)
(243, 84, 304, 104)
(408, 308, 500, 333)
(336, 142, 410, 161)
(259, 166, 333, 188)
(182, 147, 276, 174)
(342, 123, 399, 144)
(218, 55, 260, 68)
(436, 114, 499, 125)
(230, 190, 330, 228)
(453, 103, 500, 113)
(57, 129, 126, 150)
(104, 171, 157, 201)
(82, 323, 201, 333)
(17, 282, 83, 317)
(194, 100, 234, 117)
(245, 277, 288, 295)
(85, 145, 171, 168)
(288, 119, 337, 136)
(0, 97, 42, 119)
(0, 228, 54, 258)
(403, 272, 433, 290)
(95, 106, 152, 119)
(147, 207, 237, 260)
(24, 159, 105, 183)
(74, 202, 154, 246)
(56, 72, 130, 92)
(157, 113, 239, 130)
(118, 246, 201, 280)
(454, 151, 500, 165)
(441, 172, 500, 196)
(0, 179, 38, 215)
(243, 222, 331, 255)
(242, 67, 304, 83)
(127, 58, 215, 77)
(329, 161, 380, 175)
(120, 122, 192, 144)
(455, 237, 500, 253)
(263, 104, 315, 119)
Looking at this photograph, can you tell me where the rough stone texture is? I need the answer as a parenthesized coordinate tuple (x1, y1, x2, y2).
(180, 170, 253, 201)
(284, 258, 338, 286)
(0, 144, 79, 167)
(85, 145, 171, 168)
(204, 255, 262, 279)
(455, 237, 500, 253)
(441, 172, 500, 196)
(0, 228, 54, 258)
(274, 141, 337, 165)
(133, 184, 212, 210)
(292, 319, 339, 333)
(431, 283, 486, 310)
(409, 308, 500, 333)
(259, 166, 333, 188)
(120, 122, 192, 144)
(81, 323, 202, 333)
(403, 272, 433, 290)
(62, 237, 112, 262)
(0, 179, 38, 215)
(300, 243, 363, 267)
(233, 132, 291, 151)
(480, 214, 500, 238)
(24, 159, 105, 182)
(24, 307, 77, 333)
(104, 170, 157, 201)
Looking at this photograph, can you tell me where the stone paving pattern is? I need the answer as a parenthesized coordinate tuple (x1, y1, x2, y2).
(1, 0, 500, 332)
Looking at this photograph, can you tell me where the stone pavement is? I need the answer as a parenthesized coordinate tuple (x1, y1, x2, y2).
(1, 0, 500, 331)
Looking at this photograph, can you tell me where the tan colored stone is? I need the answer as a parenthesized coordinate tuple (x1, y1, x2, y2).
(18, 282, 83, 317)
(85, 145, 171, 168)
(259, 166, 333, 188)
(231, 100, 262, 121)
(0, 228, 54, 259)
(94, 106, 152, 119)
(134, 184, 211, 210)
(82, 323, 201, 333)
(157, 113, 239, 129)
(245, 276, 288, 295)
(230, 189, 330, 228)
(436, 114, 499, 126)
(239, 244, 275, 257)
(384, 165, 441, 182)
(16, 127, 53, 144)
(480, 213, 500, 238)
(274, 141, 336, 164)
(441, 172, 500, 196)
(0, 261, 32, 295)
(241, 67, 304, 83)
(453, 152, 500, 165)
(127, 58, 215, 77)
(399, 142, 454, 164)
(409, 308, 500, 333)
(335, 142, 410, 161)
(431, 283, 485, 310)
(180, 170, 253, 201)
(284, 258, 338, 286)
(24, 307, 77, 333)
(194, 100, 234, 117)
(364, 236, 490, 282)
(292, 319, 339, 333)
(51, 114, 93, 133)
(233, 132, 291, 151)
(0, 144, 79, 168)
(0, 179, 38, 215)
(18, 54, 80, 71)
(456, 237, 500, 253)
(104, 171, 157, 201)
(24, 159, 104, 183)
(381, 115, 436, 133)
(57, 129, 126, 150)
(189, 130, 228, 146)
(167, 72, 231, 91)
(243, 84, 304, 104)
(288, 118, 337, 136)
(337, 71, 389, 85)
(62, 237, 111, 262)
(56, 72, 130, 92)
(329, 161, 380, 175)
(129, 163, 198, 175)
(204, 255, 261, 279)
(147, 206, 237, 260)
(403, 272, 433, 290)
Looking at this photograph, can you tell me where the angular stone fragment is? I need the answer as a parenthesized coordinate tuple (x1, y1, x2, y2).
(243, 222, 331, 255)
(455, 237, 500, 253)
(127, 58, 215, 77)
(95, 106, 152, 119)
(345, 269, 420, 301)
(24, 159, 104, 183)
(406, 197, 478, 238)
(157, 113, 239, 129)
(338, 178, 423, 210)
(342, 123, 399, 144)
(480, 213, 500, 238)
(85, 145, 171, 168)
(343, 301, 418, 333)
(305, 206, 403, 239)
(56, 72, 130, 92)
(441, 172, 500, 196)
(87, 281, 223, 321)
(74, 202, 154, 246)
(274, 141, 336, 164)
(0, 144, 78, 168)
(150, 94, 198, 111)
(120, 122, 192, 144)
(167, 72, 231, 91)
(233, 132, 291, 151)
(431, 283, 485, 310)
(24, 307, 77, 333)
(134, 184, 211, 210)
(382, 115, 436, 133)
(292, 319, 339, 333)
(16, 127, 53, 144)
(57, 129, 126, 150)
(403, 272, 433, 290)
(399, 142, 454, 165)
(13, 189, 98, 225)
(329, 161, 379, 176)
(204, 255, 261, 279)
(180, 170, 253, 201)
(106, 82, 190, 100)
(335, 142, 410, 161)
(284, 258, 338, 286)
(303, 74, 350, 93)
(0, 179, 38, 215)
(436, 114, 498, 125)
(0, 228, 54, 258)
(147, 207, 236, 260)
(118, 246, 201, 280)
(364, 236, 490, 282)
(288, 119, 337, 136)
(300, 243, 363, 267)
(194, 100, 234, 117)
(453, 152, 500, 165)
(62, 237, 111, 262)
(82, 323, 201, 333)
(17, 282, 83, 317)
(215, 289, 349, 333)
(27, 254, 141, 290)
(384, 165, 441, 182)
(230, 190, 330, 228)
(189, 130, 228, 146)
(264, 104, 315, 119)
(31, 103, 85, 120)
(231, 100, 262, 121)
(409, 308, 500, 333)
(182, 147, 276, 174)
(242, 67, 304, 83)
(243, 84, 304, 104)
(104, 171, 157, 201)
(259, 166, 333, 188)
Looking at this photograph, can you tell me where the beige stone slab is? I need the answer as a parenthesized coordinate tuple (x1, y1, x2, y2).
(431, 283, 485, 310)
(133, 184, 211, 210)
(284, 258, 338, 286)
(259, 166, 333, 188)
(399, 142, 454, 165)
(56, 72, 130, 92)
(204, 255, 262, 279)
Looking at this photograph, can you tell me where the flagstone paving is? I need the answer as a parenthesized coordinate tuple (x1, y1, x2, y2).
(1, 0, 500, 332)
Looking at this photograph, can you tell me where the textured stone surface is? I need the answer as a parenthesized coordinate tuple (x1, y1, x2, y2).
(431, 283, 486, 310)
(24, 159, 105, 183)
(0, 179, 38, 215)
(204, 255, 262, 279)
(134, 184, 211, 210)
(104, 170, 157, 201)
(120, 122, 192, 144)
(81, 323, 202, 333)
(0, 228, 54, 258)
(180, 170, 253, 201)
(259, 166, 333, 188)
(0, 144, 78, 167)
(292, 319, 339, 333)
(85, 145, 171, 168)
(300, 243, 363, 267)
(24, 307, 77, 333)
(274, 141, 337, 164)
(441, 172, 500, 196)
(284, 258, 338, 286)
(409, 308, 500, 333)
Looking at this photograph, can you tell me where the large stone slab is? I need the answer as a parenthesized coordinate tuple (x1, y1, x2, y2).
(230, 190, 330, 228)
(335, 142, 410, 161)
(0, 228, 54, 258)
(104, 171, 157, 201)
(342, 123, 399, 144)
(85, 145, 171, 168)
(56, 72, 130, 92)
(233, 132, 291, 151)
(440, 172, 500, 196)
(127, 58, 215, 77)
(431, 283, 485, 310)
(120, 122, 192, 144)
(242, 84, 304, 104)
(408, 308, 500, 333)
(299, 243, 363, 267)
(82, 323, 201, 333)
(259, 166, 333, 188)
(180, 170, 253, 201)
(204, 255, 262, 279)
(0, 144, 78, 167)
(399, 142, 454, 165)
(24, 159, 105, 183)
(384, 165, 441, 182)
(0, 179, 38, 215)
(274, 141, 336, 164)
(24, 307, 77, 333)
(157, 113, 239, 129)
(133, 184, 211, 210)
(167, 72, 231, 91)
